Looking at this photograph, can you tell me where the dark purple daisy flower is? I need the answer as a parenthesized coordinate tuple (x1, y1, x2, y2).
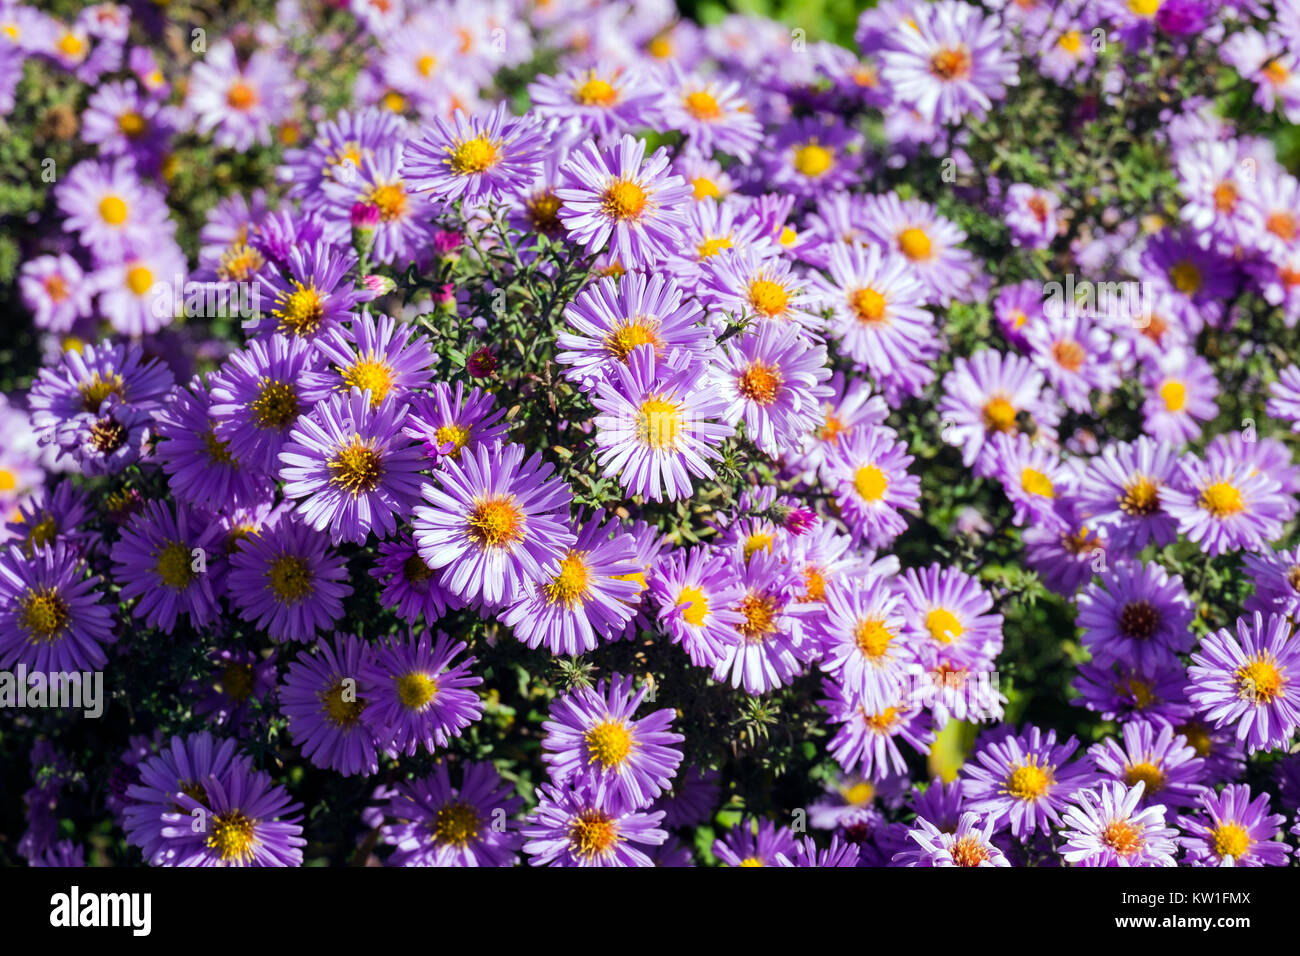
(279, 632, 380, 777)
(1073, 659, 1193, 727)
(185, 646, 278, 735)
(369, 531, 463, 625)
(1087, 720, 1206, 811)
(522, 783, 667, 867)
(0, 542, 115, 672)
(1075, 561, 1195, 671)
(109, 500, 223, 634)
(252, 242, 364, 341)
(1177, 783, 1291, 867)
(712, 817, 797, 867)
(649, 766, 721, 829)
(404, 103, 548, 205)
(380, 762, 524, 867)
(961, 725, 1097, 838)
(167, 762, 306, 867)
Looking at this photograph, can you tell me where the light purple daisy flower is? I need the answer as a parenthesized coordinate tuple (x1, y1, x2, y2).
(1073, 660, 1194, 728)
(1187, 612, 1300, 754)
(55, 158, 172, 261)
(699, 247, 818, 330)
(1004, 183, 1061, 249)
(712, 550, 813, 695)
(412, 441, 576, 608)
(320, 144, 439, 267)
(896, 563, 1004, 672)
(1177, 784, 1291, 867)
(1023, 309, 1118, 413)
(380, 762, 524, 867)
(1076, 437, 1181, 554)
(555, 133, 692, 268)
(1087, 720, 1206, 810)
(186, 38, 302, 151)
(937, 349, 1059, 468)
(300, 313, 436, 411)
(522, 784, 667, 867)
(19, 254, 94, 333)
(279, 632, 379, 777)
(814, 575, 919, 712)
(252, 242, 364, 342)
(1076, 561, 1194, 671)
(528, 66, 660, 139)
(0, 543, 115, 672)
(109, 500, 223, 635)
(281, 107, 410, 210)
(762, 115, 862, 200)
(712, 817, 797, 867)
(1059, 781, 1179, 867)
(648, 546, 745, 668)
(1138, 230, 1238, 332)
(893, 811, 1010, 867)
(404, 103, 547, 205)
(983, 431, 1072, 530)
(652, 64, 762, 160)
(1266, 364, 1300, 432)
(1163, 455, 1287, 556)
(402, 381, 508, 468)
(360, 629, 483, 757)
(961, 725, 1097, 838)
(787, 373, 889, 483)
(186, 647, 278, 735)
(820, 678, 935, 782)
(822, 423, 919, 547)
(1243, 545, 1300, 618)
(167, 762, 306, 867)
(860, 191, 976, 304)
(1141, 351, 1218, 445)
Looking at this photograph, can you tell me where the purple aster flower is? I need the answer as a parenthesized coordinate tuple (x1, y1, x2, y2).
(208, 334, 321, 475)
(712, 817, 797, 867)
(654, 64, 762, 160)
(542, 674, 684, 811)
(167, 762, 306, 867)
(281, 107, 410, 210)
(1141, 351, 1218, 445)
(320, 143, 439, 267)
(775, 834, 862, 867)
(186, 38, 302, 151)
(1139, 230, 1238, 331)
(1023, 503, 1110, 597)
(713, 322, 832, 459)
(185, 646, 278, 735)
(650, 766, 721, 829)
(860, 191, 976, 304)
(893, 811, 1009, 867)
(252, 242, 363, 342)
(961, 725, 1097, 838)
(650, 837, 695, 867)
(0, 543, 115, 672)
(1004, 183, 1061, 249)
(896, 563, 1003, 672)
(528, 66, 659, 139)
(522, 784, 667, 867)
(109, 500, 223, 634)
(557, 271, 710, 388)
(404, 103, 547, 205)
(1076, 437, 1181, 554)
(590, 346, 734, 502)
(1243, 545, 1300, 618)
(649, 546, 744, 668)
(278, 388, 425, 545)
(19, 254, 94, 333)
(937, 349, 1059, 468)
(822, 423, 919, 547)
(820, 678, 934, 782)
(1073, 659, 1194, 727)
(762, 115, 862, 200)
(55, 158, 172, 261)
(1076, 561, 1195, 671)
(555, 133, 692, 268)
(814, 575, 919, 712)
(226, 517, 353, 643)
(879, 0, 1018, 125)
(380, 762, 524, 867)
(412, 441, 576, 608)
(1024, 309, 1118, 413)
(906, 777, 966, 834)
(1207, 432, 1300, 500)
(712, 550, 813, 695)
(1188, 612, 1300, 754)
(1059, 781, 1179, 867)
(279, 632, 380, 777)
(53, 393, 152, 477)
(1163, 455, 1287, 556)
(984, 431, 1072, 530)
(4, 482, 95, 559)
(300, 313, 436, 411)
(81, 78, 174, 168)
(1087, 720, 1206, 810)
(1266, 364, 1300, 431)
(501, 509, 642, 655)
(154, 376, 275, 511)
(369, 531, 463, 624)
(700, 247, 818, 330)
(360, 629, 483, 757)
(402, 381, 508, 468)
(787, 373, 889, 482)
(1177, 784, 1291, 867)
(123, 733, 250, 866)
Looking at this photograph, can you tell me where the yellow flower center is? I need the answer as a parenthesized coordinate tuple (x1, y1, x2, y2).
(219, 243, 266, 282)
(274, 283, 326, 336)
(156, 542, 194, 590)
(1128, 0, 1161, 17)
(569, 809, 618, 858)
(343, 357, 394, 407)
(466, 496, 524, 549)
(854, 464, 888, 501)
(251, 380, 300, 429)
(449, 136, 500, 176)
(321, 677, 366, 726)
(118, 111, 147, 137)
(1052, 340, 1085, 372)
(126, 265, 154, 296)
(1005, 762, 1053, 800)
(601, 179, 648, 220)
(574, 76, 617, 106)
(950, 836, 990, 866)
(545, 551, 591, 607)
(416, 54, 437, 77)
(1102, 820, 1143, 856)
(434, 423, 471, 457)
(329, 437, 384, 496)
(220, 662, 255, 702)
(854, 619, 893, 658)
(19, 588, 70, 642)
(677, 585, 709, 626)
(748, 279, 790, 318)
(851, 287, 886, 324)
(1169, 261, 1201, 293)
(78, 372, 125, 412)
(207, 811, 257, 863)
(637, 396, 681, 450)
(982, 396, 1017, 432)
(606, 318, 660, 361)
(585, 719, 633, 767)
(57, 32, 84, 57)
(268, 555, 313, 603)
(368, 182, 407, 222)
(684, 89, 722, 120)
(929, 46, 971, 80)
(1120, 476, 1160, 516)
(1199, 481, 1244, 518)
(1159, 380, 1186, 412)
(226, 82, 258, 111)
(1058, 30, 1082, 52)
(926, 607, 963, 644)
(737, 592, 778, 643)
(99, 195, 129, 226)
(1124, 761, 1165, 792)
(434, 802, 481, 846)
(1235, 656, 1282, 703)
(396, 671, 438, 710)
(1212, 823, 1251, 860)
(736, 362, 783, 405)
(792, 142, 834, 178)
(692, 178, 720, 201)
(1020, 467, 1055, 498)
(898, 227, 933, 261)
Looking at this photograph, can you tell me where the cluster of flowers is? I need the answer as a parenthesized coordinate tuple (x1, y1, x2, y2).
(4, 0, 1300, 867)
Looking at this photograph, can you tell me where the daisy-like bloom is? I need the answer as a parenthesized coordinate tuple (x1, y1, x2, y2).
(19, 254, 94, 333)
(820, 678, 935, 781)
(279, 632, 379, 777)
(713, 322, 832, 459)
(54, 158, 172, 261)
(167, 762, 306, 867)
(1177, 138, 1260, 246)
(1076, 437, 1181, 554)
(1139, 230, 1239, 331)
(1243, 545, 1300, 618)
(522, 784, 667, 867)
(0, 543, 115, 673)
(1087, 721, 1206, 811)
(1177, 784, 1291, 867)
(962, 725, 1097, 838)
(700, 247, 818, 329)
(814, 576, 919, 712)
(650, 766, 721, 830)
(185, 647, 278, 735)
(542, 674, 684, 811)
(252, 242, 364, 342)
(810, 241, 936, 397)
(712, 818, 798, 867)
(209, 334, 320, 475)
(186, 38, 302, 151)
(1076, 562, 1195, 671)
(652, 64, 762, 161)
(1163, 455, 1287, 556)
(528, 66, 659, 139)
(320, 144, 438, 267)
(937, 349, 1059, 468)
(648, 546, 744, 668)
(1266, 364, 1300, 432)
(154, 376, 275, 512)
(662, 194, 772, 280)
(1208, 432, 1300, 501)
(226, 517, 353, 643)
(360, 629, 482, 757)
(1059, 781, 1179, 867)
(822, 423, 919, 548)
(402, 382, 508, 467)
(81, 78, 173, 167)
(300, 314, 436, 411)
(557, 271, 710, 388)
(279, 388, 424, 545)
(1023, 501, 1109, 596)
(1003, 183, 1061, 249)
(1073, 660, 1194, 728)
(1140, 351, 1218, 446)
(591, 346, 734, 503)
(992, 279, 1046, 348)
(893, 811, 1010, 867)
(380, 763, 525, 867)
(860, 191, 975, 304)
(413, 441, 575, 608)
(712, 550, 812, 695)
(4, 482, 95, 559)
(775, 835, 862, 868)
(501, 510, 642, 655)
(1023, 309, 1119, 414)
(109, 501, 223, 635)
(787, 373, 889, 482)
(983, 432, 1071, 531)
(896, 563, 1003, 672)
(404, 104, 547, 205)
(1187, 612, 1300, 754)
(879, 0, 1017, 124)
(281, 107, 410, 211)
(762, 115, 861, 199)
(555, 133, 692, 268)
(369, 532, 462, 625)
(122, 733, 250, 866)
